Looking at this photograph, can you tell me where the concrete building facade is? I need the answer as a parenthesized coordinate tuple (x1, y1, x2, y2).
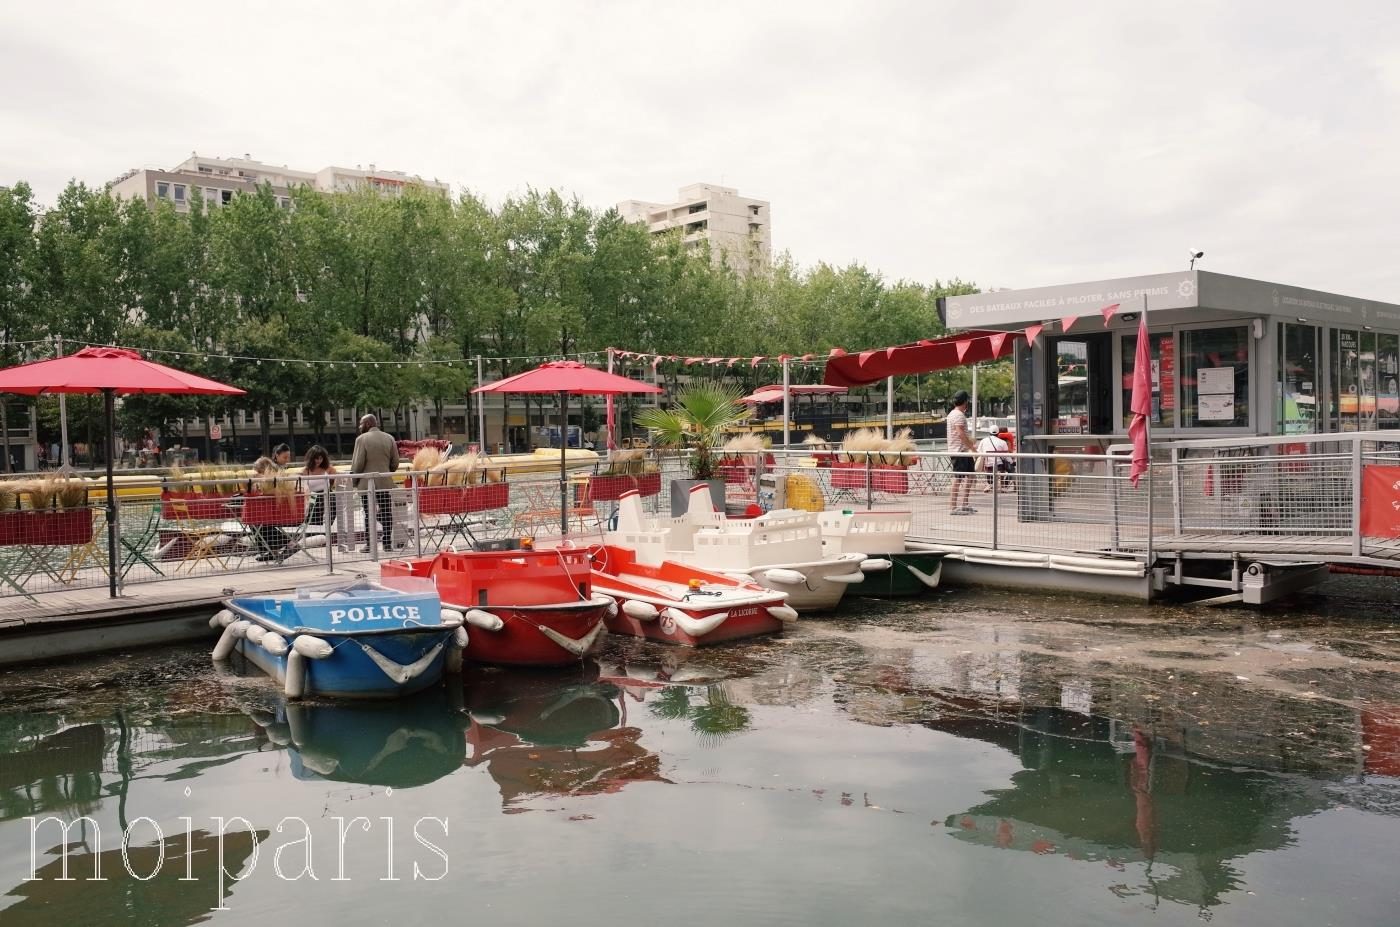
(618, 183, 770, 274)
(108, 152, 450, 212)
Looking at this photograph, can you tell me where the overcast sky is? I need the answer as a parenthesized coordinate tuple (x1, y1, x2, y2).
(4, 1, 1400, 299)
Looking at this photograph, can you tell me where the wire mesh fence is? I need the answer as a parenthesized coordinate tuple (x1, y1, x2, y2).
(8, 431, 1400, 600)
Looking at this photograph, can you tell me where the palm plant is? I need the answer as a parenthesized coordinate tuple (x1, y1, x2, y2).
(635, 384, 748, 480)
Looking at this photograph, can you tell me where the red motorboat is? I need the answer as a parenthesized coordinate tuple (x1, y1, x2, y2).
(589, 544, 796, 647)
(382, 548, 614, 667)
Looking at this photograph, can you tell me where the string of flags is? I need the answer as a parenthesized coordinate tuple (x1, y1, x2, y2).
(29, 301, 1130, 377)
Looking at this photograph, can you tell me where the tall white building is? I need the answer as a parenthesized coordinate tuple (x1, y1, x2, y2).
(618, 183, 771, 274)
(108, 152, 450, 212)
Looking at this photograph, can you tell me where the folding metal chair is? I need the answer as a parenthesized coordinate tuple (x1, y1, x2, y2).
(119, 503, 165, 579)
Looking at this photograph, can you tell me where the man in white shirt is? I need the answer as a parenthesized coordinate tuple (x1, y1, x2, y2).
(946, 391, 975, 514)
(976, 432, 1011, 491)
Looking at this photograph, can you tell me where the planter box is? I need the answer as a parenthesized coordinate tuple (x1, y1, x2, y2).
(0, 508, 95, 546)
(588, 472, 661, 501)
(829, 461, 911, 494)
(240, 493, 306, 527)
(161, 490, 238, 521)
(416, 482, 510, 515)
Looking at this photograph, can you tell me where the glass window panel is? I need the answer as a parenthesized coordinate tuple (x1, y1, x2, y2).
(1360, 332, 1378, 429)
(1049, 339, 1088, 433)
(1379, 334, 1399, 429)
(1279, 324, 1318, 434)
(1334, 329, 1360, 431)
(1121, 331, 1175, 428)
(1181, 326, 1249, 428)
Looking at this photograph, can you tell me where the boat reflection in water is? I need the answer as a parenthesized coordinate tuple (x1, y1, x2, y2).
(463, 663, 669, 808)
(240, 687, 468, 789)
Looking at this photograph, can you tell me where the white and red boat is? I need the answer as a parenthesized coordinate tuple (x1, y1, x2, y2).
(382, 548, 613, 667)
(607, 485, 867, 610)
(590, 542, 796, 647)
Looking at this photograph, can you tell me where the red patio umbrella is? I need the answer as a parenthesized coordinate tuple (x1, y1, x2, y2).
(473, 361, 662, 535)
(0, 346, 246, 597)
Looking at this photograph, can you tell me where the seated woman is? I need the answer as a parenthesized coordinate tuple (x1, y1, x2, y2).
(246, 455, 292, 561)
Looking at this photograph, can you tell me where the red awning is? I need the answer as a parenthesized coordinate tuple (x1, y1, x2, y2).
(822, 331, 1021, 388)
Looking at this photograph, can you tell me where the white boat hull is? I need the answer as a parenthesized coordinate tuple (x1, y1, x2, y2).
(719, 553, 866, 611)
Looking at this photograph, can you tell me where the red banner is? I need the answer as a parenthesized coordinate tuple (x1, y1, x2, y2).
(1361, 465, 1400, 539)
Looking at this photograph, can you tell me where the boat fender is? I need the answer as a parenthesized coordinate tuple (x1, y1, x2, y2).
(453, 626, 470, 649)
(261, 631, 289, 656)
(661, 607, 728, 638)
(284, 652, 307, 699)
(210, 622, 243, 662)
(245, 625, 267, 645)
(905, 561, 943, 589)
(358, 641, 447, 685)
(622, 599, 659, 621)
(445, 647, 464, 675)
(292, 635, 335, 660)
(230, 619, 252, 638)
(441, 608, 465, 627)
(539, 620, 608, 657)
(297, 749, 339, 776)
(264, 723, 292, 747)
(210, 608, 233, 629)
(604, 596, 619, 618)
(464, 609, 505, 632)
(826, 572, 867, 584)
(860, 558, 893, 573)
(767, 604, 799, 623)
(763, 568, 807, 585)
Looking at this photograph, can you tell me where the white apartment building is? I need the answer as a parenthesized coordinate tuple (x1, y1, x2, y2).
(618, 183, 771, 274)
(108, 152, 450, 212)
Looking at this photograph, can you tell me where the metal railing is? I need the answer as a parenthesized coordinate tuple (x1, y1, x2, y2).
(6, 430, 1399, 600)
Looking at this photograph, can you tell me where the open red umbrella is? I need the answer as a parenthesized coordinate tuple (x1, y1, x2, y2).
(474, 361, 662, 534)
(0, 346, 245, 597)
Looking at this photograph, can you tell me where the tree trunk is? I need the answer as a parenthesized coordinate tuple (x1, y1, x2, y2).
(260, 408, 271, 456)
(0, 400, 10, 473)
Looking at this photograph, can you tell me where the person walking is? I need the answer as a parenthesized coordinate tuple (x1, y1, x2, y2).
(351, 414, 399, 552)
(946, 390, 976, 515)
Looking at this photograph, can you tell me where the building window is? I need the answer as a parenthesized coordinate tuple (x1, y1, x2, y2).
(687, 202, 707, 214)
(198, 165, 212, 173)
(278, 196, 290, 209)
(203, 187, 218, 206)
(749, 204, 760, 216)
(1278, 324, 1318, 434)
(173, 184, 186, 203)
(685, 220, 707, 234)
(156, 182, 170, 199)
(1121, 329, 1176, 429)
(221, 190, 233, 205)
(1180, 326, 1249, 428)
(1380, 334, 1400, 429)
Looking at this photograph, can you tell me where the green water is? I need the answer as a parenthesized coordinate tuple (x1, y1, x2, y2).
(2, 580, 1399, 926)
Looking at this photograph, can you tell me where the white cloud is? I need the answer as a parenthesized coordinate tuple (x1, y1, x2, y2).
(4, 0, 1400, 299)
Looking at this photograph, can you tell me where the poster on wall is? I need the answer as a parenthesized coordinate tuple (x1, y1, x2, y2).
(1197, 366, 1234, 396)
(1199, 394, 1235, 421)
(1160, 337, 1175, 410)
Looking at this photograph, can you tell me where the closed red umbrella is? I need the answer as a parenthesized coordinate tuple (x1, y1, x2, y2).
(474, 361, 662, 534)
(0, 347, 246, 597)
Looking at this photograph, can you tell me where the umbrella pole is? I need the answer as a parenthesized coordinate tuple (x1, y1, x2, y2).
(104, 388, 118, 597)
(559, 390, 569, 536)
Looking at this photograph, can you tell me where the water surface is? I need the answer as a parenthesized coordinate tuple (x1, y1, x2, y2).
(2, 577, 1398, 926)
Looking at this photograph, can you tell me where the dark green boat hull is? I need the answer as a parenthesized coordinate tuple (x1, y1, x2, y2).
(850, 552, 944, 597)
